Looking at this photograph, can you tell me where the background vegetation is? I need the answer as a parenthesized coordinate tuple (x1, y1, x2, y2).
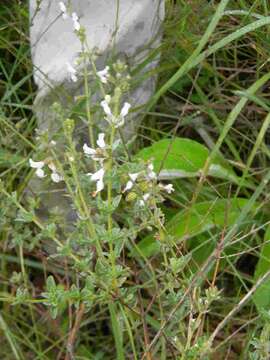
(1, 0, 270, 359)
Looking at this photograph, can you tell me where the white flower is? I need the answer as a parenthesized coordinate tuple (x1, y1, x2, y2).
(29, 159, 45, 169)
(36, 168, 46, 178)
(59, 1, 66, 12)
(139, 193, 150, 207)
(100, 96, 131, 128)
(83, 133, 106, 163)
(100, 95, 112, 117)
(48, 163, 64, 183)
(83, 144, 96, 156)
(123, 173, 140, 192)
(51, 172, 64, 183)
(159, 183, 175, 194)
(116, 102, 131, 128)
(87, 168, 105, 195)
(120, 102, 131, 118)
(146, 163, 157, 180)
(96, 133, 106, 149)
(72, 12, 80, 31)
(66, 62, 78, 82)
(29, 158, 46, 178)
(97, 66, 110, 84)
(59, 1, 68, 19)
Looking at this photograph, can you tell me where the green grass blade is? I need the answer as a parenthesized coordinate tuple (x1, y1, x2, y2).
(0, 312, 22, 360)
(148, 16, 270, 110)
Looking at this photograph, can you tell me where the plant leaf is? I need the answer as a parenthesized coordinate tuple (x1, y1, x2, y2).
(136, 138, 250, 186)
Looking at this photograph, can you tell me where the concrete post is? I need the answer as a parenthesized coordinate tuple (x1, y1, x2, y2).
(29, 0, 165, 137)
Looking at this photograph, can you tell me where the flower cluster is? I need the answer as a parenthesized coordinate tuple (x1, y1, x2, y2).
(59, 1, 82, 83)
(83, 133, 108, 196)
(29, 159, 63, 183)
(100, 95, 131, 128)
(59, 2, 81, 31)
(123, 164, 174, 207)
(83, 133, 106, 163)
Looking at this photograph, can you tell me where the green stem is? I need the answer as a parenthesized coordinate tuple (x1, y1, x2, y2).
(83, 45, 95, 148)
(65, 138, 103, 257)
(107, 126, 117, 286)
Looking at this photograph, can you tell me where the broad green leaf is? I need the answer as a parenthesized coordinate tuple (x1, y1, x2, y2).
(135, 198, 252, 258)
(136, 138, 251, 187)
(253, 225, 270, 311)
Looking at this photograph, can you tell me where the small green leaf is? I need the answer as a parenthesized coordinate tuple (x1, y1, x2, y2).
(253, 225, 270, 311)
(46, 276, 56, 291)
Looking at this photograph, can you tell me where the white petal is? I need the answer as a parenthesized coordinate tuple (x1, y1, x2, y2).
(51, 172, 64, 183)
(72, 13, 80, 31)
(97, 66, 109, 84)
(98, 76, 106, 84)
(36, 168, 46, 178)
(96, 178, 104, 193)
(73, 20, 81, 31)
(59, 2, 67, 13)
(71, 73, 78, 82)
(100, 99, 112, 117)
(143, 193, 150, 201)
(90, 168, 105, 181)
(163, 184, 174, 194)
(147, 164, 157, 180)
(66, 62, 77, 82)
(71, 12, 78, 21)
(120, 102, 131, 118)
(139, 200, 145, 207)
(97, 66, 109, 77)
(97, 133, 106, 149)
(139, 193, 150, 207)
(129, 172, 139, 182)
(123, 180, 133, 193)
(83, 143, 96, 156)
(29, 158, 44, 169)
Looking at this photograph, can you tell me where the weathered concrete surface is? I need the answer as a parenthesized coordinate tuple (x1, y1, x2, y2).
(30, 0, 165, 137)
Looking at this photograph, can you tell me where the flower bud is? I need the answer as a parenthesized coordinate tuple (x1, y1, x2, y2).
(63, 118, 75, 137)
(126, 192, 137, 202)
(139, 181, 149, 192)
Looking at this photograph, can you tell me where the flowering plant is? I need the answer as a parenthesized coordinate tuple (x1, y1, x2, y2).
(24, 5, 182, 358)
(0, 3, 226, 359)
